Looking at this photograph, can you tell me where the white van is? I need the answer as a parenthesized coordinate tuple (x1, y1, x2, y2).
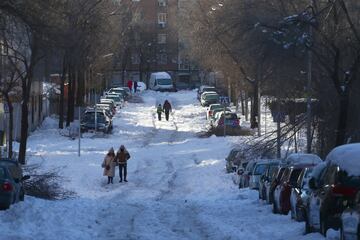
(149, 72, 174, 91)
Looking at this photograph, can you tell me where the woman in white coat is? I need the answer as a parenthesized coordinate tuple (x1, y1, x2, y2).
(102, 148, 116, 184)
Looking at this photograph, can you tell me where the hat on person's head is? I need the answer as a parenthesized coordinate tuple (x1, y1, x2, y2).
(109, 147, 114, 153)
(120, 145, 125, 150)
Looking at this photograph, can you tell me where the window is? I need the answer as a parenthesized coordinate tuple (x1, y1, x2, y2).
(131, 52, 140, 64)
(157, 53, 167, 65)
(158, 13, 167, 28)
(158, 34, 167, 44)
(158, 0, 166, 7)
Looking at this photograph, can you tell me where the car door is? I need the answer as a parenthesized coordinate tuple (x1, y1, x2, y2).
(309, 165, 333, 228)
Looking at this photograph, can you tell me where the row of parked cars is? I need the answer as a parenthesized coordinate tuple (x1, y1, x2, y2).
(197, 85, 240, 129)
(227, 143, 360, 239)
(80, 87, 131, 133)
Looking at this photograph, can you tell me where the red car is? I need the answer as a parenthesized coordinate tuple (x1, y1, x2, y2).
(273, 165, 308, 215)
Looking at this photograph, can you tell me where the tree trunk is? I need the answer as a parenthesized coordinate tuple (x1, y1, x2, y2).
(245, 92, 249, 121)
(66, 66, 75, 126)
(59, 58, 66, 129)
(250, 82, 259, 129)
(335, 93, 350, 146)
(4, 95, 13, 159)
(240, 91, 245, 116)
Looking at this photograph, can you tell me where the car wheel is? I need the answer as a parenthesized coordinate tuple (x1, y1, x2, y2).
(273, 202, 278, 214)
(340, 224, 345, 240)
(305, 216, 313, 234)
(320, 215, 328, 236)
(20, 190, 25, 201)
(0, 204, 10, 210)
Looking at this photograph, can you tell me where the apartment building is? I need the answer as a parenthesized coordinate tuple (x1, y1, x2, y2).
(111, 0, 199, 88)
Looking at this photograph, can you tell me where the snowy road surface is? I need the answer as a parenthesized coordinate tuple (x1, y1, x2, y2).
(0, 91, 330, 240)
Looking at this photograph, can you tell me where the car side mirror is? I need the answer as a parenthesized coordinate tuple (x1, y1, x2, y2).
(308, 178, 316, 190)
(22, 175, 30, 181)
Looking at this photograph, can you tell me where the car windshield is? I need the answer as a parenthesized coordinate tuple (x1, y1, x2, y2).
(83, 112, 107, 123)
(106, 95, 121, 102)
(289, 169, 303, 185)
(203, 87, 216, 92)
(254, 164, 268, 175)
(224, 114, 237, 120)
(268, 165, 278, 179)
(157, 78, 172, 85)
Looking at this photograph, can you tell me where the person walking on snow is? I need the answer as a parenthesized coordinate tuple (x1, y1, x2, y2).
(115, 145, 131, 182)
(163, 100, 172, 121)
(102, 148, 116, 184)
(127, 80, 133, 92)
(157, 104, 163, 121)
(134, 81, 138, 93)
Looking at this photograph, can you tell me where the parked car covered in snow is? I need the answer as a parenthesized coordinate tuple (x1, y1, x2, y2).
(239, 159, 258, 188)
(200, 92, 219, 107)
(225, 148, 242, 173)
(0, 159, 30, 210)
(197, 85, 217, 100)
(81, 109, 113, 133)
(206, 104, 223, 120)
(268, 165, 287, 204)
(103, 94, 124, 107)
(249, 160, 277, 190)
(108, 87, 130, 100)
(259, 161, 280, 200)
(212, 113, 240, 129)
(100, 98, 117, 112)
(341, 191, 360, 240)
(305, 143, 360, 236)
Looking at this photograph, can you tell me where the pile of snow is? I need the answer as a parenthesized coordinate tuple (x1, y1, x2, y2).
(284, 153, 322, 166)
(326, 143, 360, 176)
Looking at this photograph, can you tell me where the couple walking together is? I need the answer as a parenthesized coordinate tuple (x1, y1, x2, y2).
(157, 100, 172, 121)
(102, 145, 130, 184)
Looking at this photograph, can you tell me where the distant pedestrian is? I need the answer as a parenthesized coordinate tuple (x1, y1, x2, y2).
(115, 145, 131, 182)
(127, 80, 133, 92)
(102, 148, 116, 184)
(157, 104, 163, 121)
(163, 100, 172, 121)
(134, 81, 138, 93)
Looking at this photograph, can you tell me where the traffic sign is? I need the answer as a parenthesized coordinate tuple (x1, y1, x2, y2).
(219, 96, 230, 106)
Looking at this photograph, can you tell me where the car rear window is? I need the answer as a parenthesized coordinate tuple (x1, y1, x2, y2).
(338, 170, 360, 188)
(224, 114, 237, 120)
(254, 164, 268, 175)
(0, 168, 6, 178)
(206, 94, 219, 100)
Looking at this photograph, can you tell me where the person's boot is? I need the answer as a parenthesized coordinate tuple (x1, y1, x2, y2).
(124, 179, 128, 182)
(119, 179, 122, 183)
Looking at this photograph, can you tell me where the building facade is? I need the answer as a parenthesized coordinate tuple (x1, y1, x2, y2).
(110, 0, 200, 89)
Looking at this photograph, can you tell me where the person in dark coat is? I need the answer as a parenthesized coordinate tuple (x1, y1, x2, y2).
(134, 81, 138, 93)
(157, 104, 163, 121)
(115, 145, 131, 182)
(163, 100, 172, 121)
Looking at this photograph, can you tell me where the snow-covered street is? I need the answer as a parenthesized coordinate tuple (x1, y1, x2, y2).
(0, 90, 328, 240)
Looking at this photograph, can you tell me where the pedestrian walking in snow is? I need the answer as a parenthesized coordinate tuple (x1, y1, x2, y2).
(163, 100, 172, 121)
(102, 148, 116, 184)
(134, 81, 138, 93)
(127, 80, 133, 92)
(157, 104, 163, 121)
(115, 145, 131, 182)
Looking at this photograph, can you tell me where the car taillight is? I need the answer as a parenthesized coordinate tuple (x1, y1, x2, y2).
(235, 119, 239, 126)
(209, 111, 213, 116)
(3, 182, 13, 192)
(332, 185, 357, 197)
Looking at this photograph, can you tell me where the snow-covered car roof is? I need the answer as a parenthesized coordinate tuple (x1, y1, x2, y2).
(326, 143, 360, 176)
(284, 153, 322, 166)
(151, 72, 171, 78)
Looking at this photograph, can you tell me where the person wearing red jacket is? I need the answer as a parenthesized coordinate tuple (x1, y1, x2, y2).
(127, 80, 133, 92)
